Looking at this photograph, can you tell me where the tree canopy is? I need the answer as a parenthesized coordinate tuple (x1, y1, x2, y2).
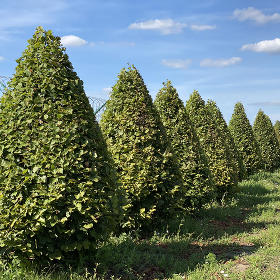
(0, 27, 120, 265)
(154, 81, 215, 211)
(228, 102, 263, 175)
(100, 66, 185, 230)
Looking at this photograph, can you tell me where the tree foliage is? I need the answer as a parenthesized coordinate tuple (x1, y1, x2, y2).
(228, 102, 263, 175)
(186, 91, 237, 198)
(154, 81, 215, 210)
(206, 100, 247, 181)
(100, 66, 184, 230)
(274, 120, 280, 145)
(253, 110, 280, 171)
(0, 27, 120, 265)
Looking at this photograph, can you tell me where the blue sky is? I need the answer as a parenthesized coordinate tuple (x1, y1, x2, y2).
(0, 0, 280, 123)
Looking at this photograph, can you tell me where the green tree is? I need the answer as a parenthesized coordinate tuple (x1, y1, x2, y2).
(228, 102, 263, 175)
(206, 100, 247, 181)
(0, 27, 120, 265)
(186, 91, 237, 198)
(100, 66, 184, 230)
(274, 120, 280, 145)
(253, 110, 280, 171)
(154, 81, 215, 211)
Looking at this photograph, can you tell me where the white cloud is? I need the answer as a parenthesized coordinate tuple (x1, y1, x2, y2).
(241, 38, 280, 54)
(200, 57, 242, 67)
(248, 101, 280, 106)
(233, 7, 280, 24)
(129, 19, 187, 35)
(190, 24, 216, 31)
(162, 59, 192, 69)
(61, 35, 87, 47)
(103, 87, 112, 93)
(0, 56, 4, 61)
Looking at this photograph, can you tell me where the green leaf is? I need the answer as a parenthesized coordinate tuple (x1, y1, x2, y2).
(83, 223, 93, 229)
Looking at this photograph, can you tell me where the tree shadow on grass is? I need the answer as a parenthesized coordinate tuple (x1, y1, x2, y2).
(95, 235, 259, 280)
(95, 173, 280, 279)
(167, 181, 279, 241)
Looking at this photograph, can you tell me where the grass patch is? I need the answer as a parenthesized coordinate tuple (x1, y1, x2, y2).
(1, 169, 280, 279)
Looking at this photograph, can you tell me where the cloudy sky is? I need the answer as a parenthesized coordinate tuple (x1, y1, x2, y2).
(0, 0, 280, 123)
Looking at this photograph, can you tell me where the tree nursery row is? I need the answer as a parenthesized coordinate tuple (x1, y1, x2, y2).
(1, 27, 280, 266)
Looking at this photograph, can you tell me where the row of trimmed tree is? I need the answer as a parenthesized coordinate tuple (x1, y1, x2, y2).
(0, 27, 280, 266)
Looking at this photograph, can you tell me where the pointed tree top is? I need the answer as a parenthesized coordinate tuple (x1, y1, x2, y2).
(233, 102, 246, 113)
(189, 90, 204, 102)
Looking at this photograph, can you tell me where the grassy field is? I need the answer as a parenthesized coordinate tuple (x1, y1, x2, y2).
(1, 170, 280, 280)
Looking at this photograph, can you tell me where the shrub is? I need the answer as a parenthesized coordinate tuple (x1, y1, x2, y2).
(228, 102, 263, 175)
(206, 100, 247, 181)
(0, 27, 120, 265)
(186, 91, 237, 198)
(274, 120, 280, 145)
(154, 81, 215, 210)
(253, 110, 280, 171)
(100, 66, 185, 230)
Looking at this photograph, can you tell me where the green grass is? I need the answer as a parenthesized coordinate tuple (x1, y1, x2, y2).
(1, 170, 280, 279)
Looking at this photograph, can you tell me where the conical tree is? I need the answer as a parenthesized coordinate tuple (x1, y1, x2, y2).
(100, 66, 184, 230)
(253, 110, 280, 171)
(274, 120, 280, 144)
(206, 100, 247, 181)
(0, 27, 120, 265)
(228, 102, 263, 175)
(154, 81, 215, 211)
(186, 91, 237, 198)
